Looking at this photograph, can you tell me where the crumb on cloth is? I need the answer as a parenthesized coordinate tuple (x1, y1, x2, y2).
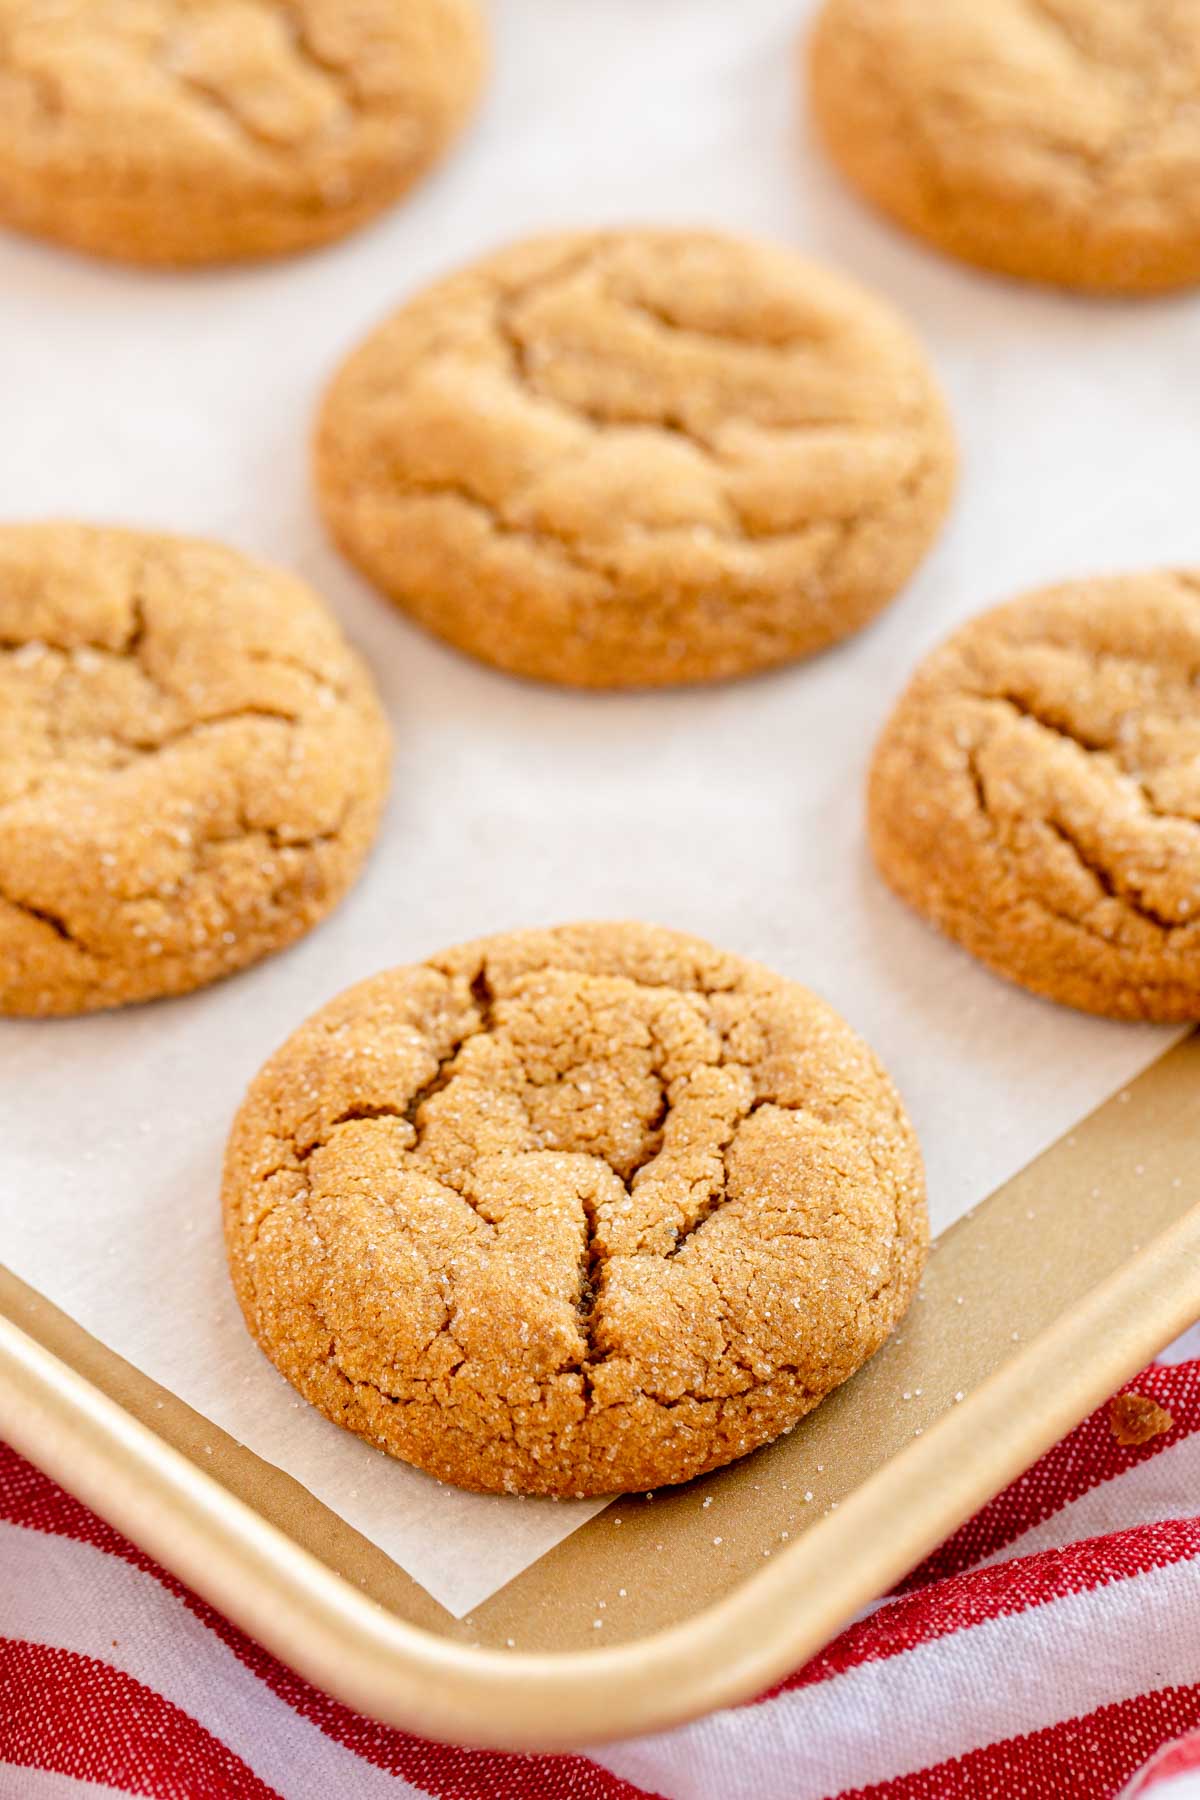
(1109, 1392, 1173, 1448)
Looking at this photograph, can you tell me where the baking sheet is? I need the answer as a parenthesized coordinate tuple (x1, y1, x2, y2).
(0, 0, 1196, 1619)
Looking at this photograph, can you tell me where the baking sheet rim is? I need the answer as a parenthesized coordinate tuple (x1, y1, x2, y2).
(2, 1196, 1199, 1753)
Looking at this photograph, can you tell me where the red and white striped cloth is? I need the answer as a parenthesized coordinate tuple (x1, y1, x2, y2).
(5, 1338, 1200, 1800)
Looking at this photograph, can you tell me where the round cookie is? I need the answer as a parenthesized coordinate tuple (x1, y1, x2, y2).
(0, 0, 486, 267)
(0, 523, 390, 1016)
(223, 921, 927, 1497)
(314, 229, 956, 688)
(868, 572, 1200, 1020)
(808, 0, 1200, 296)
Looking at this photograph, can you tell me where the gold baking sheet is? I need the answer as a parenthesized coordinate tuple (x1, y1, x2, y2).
(2, 1033, 1200, 1747)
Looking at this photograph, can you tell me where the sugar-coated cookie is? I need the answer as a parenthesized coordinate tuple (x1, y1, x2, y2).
(0, 523, 390, 1015)
(223, 921, 927, 1496)
(869, 572, 1200, 1019)
(808, 0, 1200, 295)
(0, 0, 486, 266)
(315, 229, 956, 688)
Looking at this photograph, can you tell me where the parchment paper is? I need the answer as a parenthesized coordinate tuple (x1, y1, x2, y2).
(0, 0, 1195, 1618)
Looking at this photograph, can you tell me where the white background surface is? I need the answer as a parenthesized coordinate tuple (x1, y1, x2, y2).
(0, 0, 1196, 1617)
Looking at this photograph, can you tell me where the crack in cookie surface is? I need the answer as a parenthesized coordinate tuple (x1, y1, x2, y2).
(315, 228, 956, 687)
(869, 571, 1200, 1018)
(0, 522, 390, 1014)
(223, 922, 927, 1495)
(149, 0, 361, 157)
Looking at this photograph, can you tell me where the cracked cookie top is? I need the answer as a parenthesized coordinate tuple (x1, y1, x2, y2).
(222, 922, 927, 1496)
(0, 522, 390, 1015)
(314, 228, 956, 688)
(0, 0, 486, 265)
(809, 0, 1200, 294)
(868, 571, 1200, 1019)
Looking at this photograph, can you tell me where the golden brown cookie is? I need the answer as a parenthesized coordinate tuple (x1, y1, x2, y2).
(0, 0, 486, 266)
(808, 0, 1200, 295)
(868, 572, 1200, 1020)
(0, 522, 390, 1016)
(314, 229, 956, 688)
(223, 921, 927, 1497)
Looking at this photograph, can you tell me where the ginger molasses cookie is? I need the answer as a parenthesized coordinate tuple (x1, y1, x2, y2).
(0, 523, 390, 1016)
(808, 0, 1200, 295)
(869, 572, 1200, 1020)
(314, 229, 956, 688)
(0, 0, 485, 266)
(223, 922, 927, 1497)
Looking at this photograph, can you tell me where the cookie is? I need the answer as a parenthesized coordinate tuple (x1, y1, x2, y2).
(808, 0, 1200, 295)
(0, 523, 390, 1016)
(0, 0, 486, 266)
(868, 572, 1200, 1020)
(314, 229, 956, 688)
(222, 921, 927, 1497)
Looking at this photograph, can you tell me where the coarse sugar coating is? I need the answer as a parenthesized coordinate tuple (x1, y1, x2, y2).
(0, 0, 486, 266)
(222, 922, 927, 1496)
(0, 522, 391, 1015)
(808, 0, 1200, 295)
(869, 571, 1200, 1019)
(314, 227, 956, 688)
